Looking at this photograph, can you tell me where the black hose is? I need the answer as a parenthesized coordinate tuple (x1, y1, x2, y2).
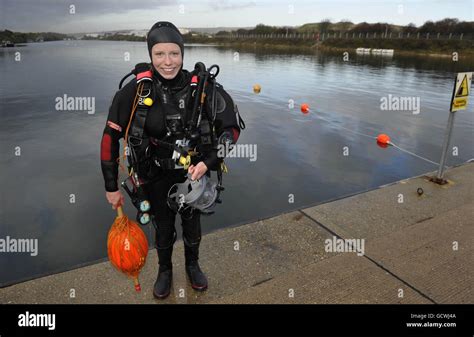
(119, 71, 133, 89)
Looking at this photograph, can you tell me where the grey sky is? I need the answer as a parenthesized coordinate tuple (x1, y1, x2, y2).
(1, 0, 472, 33)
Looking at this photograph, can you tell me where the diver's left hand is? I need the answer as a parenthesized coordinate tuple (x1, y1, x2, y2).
(188, 162, 208, 181)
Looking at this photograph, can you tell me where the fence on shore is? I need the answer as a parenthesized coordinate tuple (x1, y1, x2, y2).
(217, 32, 472, 41)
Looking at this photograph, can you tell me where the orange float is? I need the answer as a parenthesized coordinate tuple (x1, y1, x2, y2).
(107, 206, 148, 291)
(376, 134, 390, 145)
(301, 103, 310, 114)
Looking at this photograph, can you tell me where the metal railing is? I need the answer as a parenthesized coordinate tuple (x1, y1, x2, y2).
(217, 32, 471, 41)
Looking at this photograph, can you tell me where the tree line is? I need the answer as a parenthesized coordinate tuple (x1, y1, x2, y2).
(0, 30, 70, 43)
(215, 18, 474, 36)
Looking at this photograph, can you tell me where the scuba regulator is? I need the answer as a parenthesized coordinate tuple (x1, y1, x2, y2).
(121, 173, 151, 225)
(117, 61, 240, 222)
(164, 62, 225, 216)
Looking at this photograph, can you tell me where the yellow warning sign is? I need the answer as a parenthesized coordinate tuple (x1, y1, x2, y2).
(456, 75, 469, 97)
(451, 72, 472, 112)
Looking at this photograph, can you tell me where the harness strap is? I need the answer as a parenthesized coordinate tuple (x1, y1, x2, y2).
(129, 81, 152, 142)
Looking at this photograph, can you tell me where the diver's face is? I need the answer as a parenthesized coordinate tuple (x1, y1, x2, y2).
(151, 43, 182, 80)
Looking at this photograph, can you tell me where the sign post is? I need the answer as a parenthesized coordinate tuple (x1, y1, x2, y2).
(432, 72, 472, 184)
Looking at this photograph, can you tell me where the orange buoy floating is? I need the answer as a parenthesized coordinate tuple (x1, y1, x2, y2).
(253, 84, 261, 94)
(107, 206, 149, 292)
(301, 103, 310, 114)
(376, 134, 391, 145)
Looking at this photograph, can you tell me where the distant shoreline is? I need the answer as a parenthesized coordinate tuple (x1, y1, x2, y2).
(203, 38, 474, 58)
(6, 38, 474, 58)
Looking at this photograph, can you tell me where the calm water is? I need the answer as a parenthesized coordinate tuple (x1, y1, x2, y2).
(1, 40, 473, 287)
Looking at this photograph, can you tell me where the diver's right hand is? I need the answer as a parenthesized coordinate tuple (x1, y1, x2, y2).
(106, 191, 125, 210)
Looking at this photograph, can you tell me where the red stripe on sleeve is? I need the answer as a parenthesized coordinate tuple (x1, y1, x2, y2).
(101, 133, 112, 161)
(232, 128, 240, 143)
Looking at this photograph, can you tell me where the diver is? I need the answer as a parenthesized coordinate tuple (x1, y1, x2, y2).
(100, 21, 244, 299)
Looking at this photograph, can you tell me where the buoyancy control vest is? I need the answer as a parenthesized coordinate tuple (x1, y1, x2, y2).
(119, 62, 245, 219)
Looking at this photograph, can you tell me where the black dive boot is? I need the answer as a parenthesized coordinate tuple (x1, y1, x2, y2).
(153, 268, 172, 299)
(184, 243, 208, 291)
(153, 247, 173, 299)
(185, 261, 208, 291)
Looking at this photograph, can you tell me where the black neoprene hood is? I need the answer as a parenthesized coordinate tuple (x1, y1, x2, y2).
(147, 21, 184, 58)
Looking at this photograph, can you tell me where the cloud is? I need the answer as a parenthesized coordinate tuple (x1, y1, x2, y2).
(1, 0, 178, 32)
(2, 0, 177, 16)
(1, 0, 471, 33)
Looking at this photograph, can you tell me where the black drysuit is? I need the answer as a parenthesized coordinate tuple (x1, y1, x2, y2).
(100, 69, 241, 271)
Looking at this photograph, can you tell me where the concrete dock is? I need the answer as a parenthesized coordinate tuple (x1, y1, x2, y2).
(0, 162, 472, 304)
